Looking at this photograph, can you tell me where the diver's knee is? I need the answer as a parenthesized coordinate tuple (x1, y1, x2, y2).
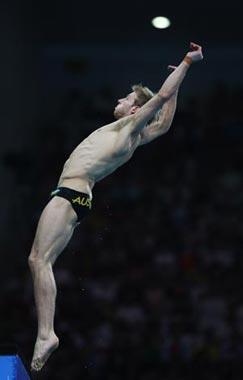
(28, 252, 50, 270)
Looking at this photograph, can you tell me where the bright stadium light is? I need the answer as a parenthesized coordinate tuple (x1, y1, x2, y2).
(151, 16, 171, 29)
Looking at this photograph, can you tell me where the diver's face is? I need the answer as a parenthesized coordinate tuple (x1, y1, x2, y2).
(114, 92, 137, 119)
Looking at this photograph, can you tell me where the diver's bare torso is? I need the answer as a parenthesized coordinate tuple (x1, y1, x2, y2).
(57, 116, 142, 198)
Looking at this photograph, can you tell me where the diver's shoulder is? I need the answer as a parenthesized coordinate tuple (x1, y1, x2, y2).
(103, 116, 134, 130)
(88, 116, 134, 136)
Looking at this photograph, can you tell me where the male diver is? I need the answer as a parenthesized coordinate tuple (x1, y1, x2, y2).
(29, 42, 203, 371)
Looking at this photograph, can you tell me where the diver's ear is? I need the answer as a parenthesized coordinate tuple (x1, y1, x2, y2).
(130, 105, 140, 114)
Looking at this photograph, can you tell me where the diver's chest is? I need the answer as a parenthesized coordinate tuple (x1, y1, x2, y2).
(113, 133, 141, 158)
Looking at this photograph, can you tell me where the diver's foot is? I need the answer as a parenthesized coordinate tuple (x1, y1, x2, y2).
(31, 333, 59, 372)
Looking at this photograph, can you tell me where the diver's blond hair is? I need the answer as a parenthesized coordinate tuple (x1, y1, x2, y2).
(132, 84, 154, 106)
(132, 83, 160, 123)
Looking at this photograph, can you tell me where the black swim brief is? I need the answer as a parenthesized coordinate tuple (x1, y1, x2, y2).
(49, 187, 92, 222)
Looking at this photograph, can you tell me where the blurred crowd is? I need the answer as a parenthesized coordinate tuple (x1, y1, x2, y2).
(1, 82, 243, 379)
